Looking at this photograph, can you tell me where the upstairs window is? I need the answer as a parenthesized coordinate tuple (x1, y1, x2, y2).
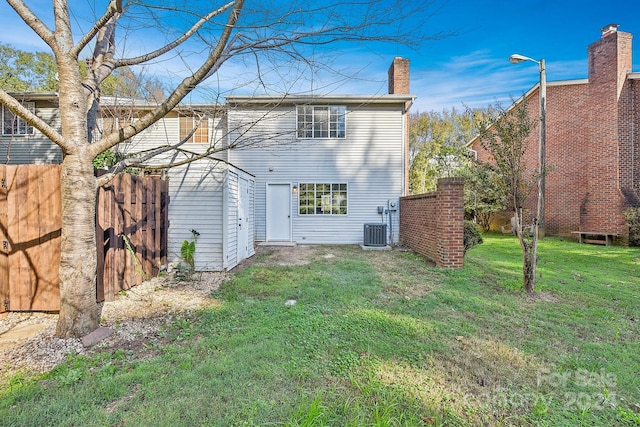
(2, 102, 34, 136)
(297, 106, 346, 139)
(299, 183, 347, 215)
(179, 114, 209, 143)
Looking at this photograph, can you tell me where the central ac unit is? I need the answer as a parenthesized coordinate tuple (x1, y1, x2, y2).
(363, 223, 387, 247)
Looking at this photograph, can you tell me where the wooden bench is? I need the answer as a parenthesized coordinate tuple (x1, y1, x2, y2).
(500, 225, 514, 234)
(571, 231, 620, 246)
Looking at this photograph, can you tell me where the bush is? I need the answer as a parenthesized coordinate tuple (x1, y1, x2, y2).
(463, 221, 483, 253)
(623, 207, 640, 246)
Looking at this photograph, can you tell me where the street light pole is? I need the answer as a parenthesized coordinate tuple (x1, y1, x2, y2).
(509, 54, 546, 237)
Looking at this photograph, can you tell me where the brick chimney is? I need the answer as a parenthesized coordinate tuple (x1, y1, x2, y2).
(601, 23, 620, 37)
(588, 23, 632, 98)
(582, 24, 634, 234)
(388, 57, 410, 95)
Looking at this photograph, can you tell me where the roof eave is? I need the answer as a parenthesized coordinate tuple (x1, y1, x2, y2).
(225, 94, 416, 105)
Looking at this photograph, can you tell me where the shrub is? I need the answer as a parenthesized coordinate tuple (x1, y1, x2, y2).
(623, 207, 640, 246)
(463, 221, 483, 253)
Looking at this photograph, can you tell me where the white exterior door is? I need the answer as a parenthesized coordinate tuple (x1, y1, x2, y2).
(237, 176, 250, 260)
(266, 183, 291, 241)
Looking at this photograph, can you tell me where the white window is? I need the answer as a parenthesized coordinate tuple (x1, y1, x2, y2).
(297, 106, 346, 139)
(2, 102, 34, 136)
(299, 183, 347, 215)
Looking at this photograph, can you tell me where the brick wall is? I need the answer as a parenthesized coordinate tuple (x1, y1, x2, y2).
(400, 177, 464, 268)
(470, 27, 639, 241)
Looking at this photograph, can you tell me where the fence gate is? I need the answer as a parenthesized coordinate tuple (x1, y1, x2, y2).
(0, 166, 169, 312)
(96, 173, 169, 302)
(0, 165, 62, 312)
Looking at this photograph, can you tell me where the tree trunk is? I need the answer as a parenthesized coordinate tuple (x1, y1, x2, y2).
(523, 225, 539, 295)
(522, 243, 536, 294)
(55, 153, 99, 338)
(515, 208, 538, 295)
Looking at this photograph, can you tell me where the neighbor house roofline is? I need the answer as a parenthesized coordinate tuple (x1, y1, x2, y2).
(465, 78, 589, 148)
(3, 92, 59, 102)
(1, 92, 415, 110)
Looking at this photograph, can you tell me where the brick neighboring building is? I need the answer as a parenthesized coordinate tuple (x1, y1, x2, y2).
(469, 24, 640, 241)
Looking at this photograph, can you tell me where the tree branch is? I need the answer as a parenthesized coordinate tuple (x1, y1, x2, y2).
(95, 116, 205, 186)
(0, 90, 67, 149)
(88, 0, 245, 159)
(6, 0, 56, 49)
(115, 1, 235, 68)
(73, 0, 123, 57)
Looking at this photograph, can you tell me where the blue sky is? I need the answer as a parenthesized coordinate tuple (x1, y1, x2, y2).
(395, 0, 640, 112)
(1, 1, 639, 112)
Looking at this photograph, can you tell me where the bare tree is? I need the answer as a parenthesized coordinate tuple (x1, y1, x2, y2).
(0, 0, 446, 337)
(475, 100, 540, 294)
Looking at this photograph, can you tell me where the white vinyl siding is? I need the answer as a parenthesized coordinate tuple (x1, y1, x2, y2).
(167, 160, 226, 271)
(226, 172, 255, 269)
(116, 111, 229, 162)
(228, 102, 405, 244)
(0, 100, 62, 164)
(167, 158, 254, 272)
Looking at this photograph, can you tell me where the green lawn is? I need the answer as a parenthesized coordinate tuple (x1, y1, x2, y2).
(1, 236, 639, 426)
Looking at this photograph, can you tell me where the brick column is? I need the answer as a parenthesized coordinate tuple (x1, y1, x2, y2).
(399, 178, 465, 269)
(436, 177, 465, 268)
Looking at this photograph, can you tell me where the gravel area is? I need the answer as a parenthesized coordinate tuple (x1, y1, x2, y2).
(0, 245, 324, 385)
(0, 271, 228, 385)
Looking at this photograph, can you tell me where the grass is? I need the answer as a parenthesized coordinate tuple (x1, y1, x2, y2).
(1, 236, 639, 426)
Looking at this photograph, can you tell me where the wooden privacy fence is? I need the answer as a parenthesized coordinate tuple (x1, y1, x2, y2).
(0, 165, 169, 312)
(96, 173, 169, 302)
(0, 166, 61, 311)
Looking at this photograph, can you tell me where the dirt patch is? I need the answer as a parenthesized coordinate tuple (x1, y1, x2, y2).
(366, 248, 440, 299)
(237, 244, 319, 269)
(526, 291, 559, 303)
(0, 271, 227, 385)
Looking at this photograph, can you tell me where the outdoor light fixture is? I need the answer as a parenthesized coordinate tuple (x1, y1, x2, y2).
(510, 53, 547, 237)
(509, 53, 536, 64)
(292, 184, 298, 194)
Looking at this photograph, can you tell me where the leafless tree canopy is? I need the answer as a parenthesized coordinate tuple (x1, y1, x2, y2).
(0, 0, 447, 337)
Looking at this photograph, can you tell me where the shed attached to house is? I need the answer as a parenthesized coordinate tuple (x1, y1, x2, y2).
(166, 158, 255, 271)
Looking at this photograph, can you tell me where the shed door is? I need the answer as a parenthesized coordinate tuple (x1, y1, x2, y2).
(266, 184, 291, 241)
(237, 176, 250, 261)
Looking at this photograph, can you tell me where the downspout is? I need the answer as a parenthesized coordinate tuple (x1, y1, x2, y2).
(399, 97, 415, 246)
(402, 97, 415, 196)
(388, 209, 393, 246)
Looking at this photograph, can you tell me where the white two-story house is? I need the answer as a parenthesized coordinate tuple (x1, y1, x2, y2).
(1, 57, 413, 271)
